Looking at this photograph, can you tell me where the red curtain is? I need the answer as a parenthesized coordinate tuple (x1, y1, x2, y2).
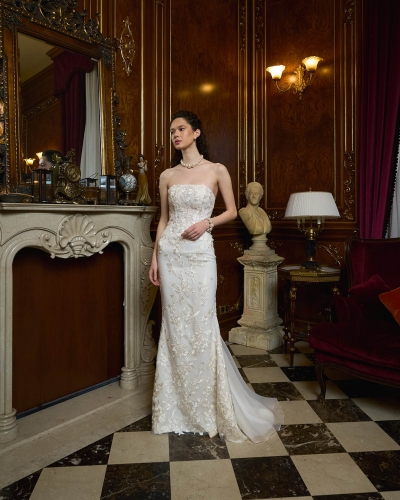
(359, 0, 400, 238)
(54, 51, 94, 163)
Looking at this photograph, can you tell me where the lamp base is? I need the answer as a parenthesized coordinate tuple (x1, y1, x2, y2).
(301, 260, 320, 269)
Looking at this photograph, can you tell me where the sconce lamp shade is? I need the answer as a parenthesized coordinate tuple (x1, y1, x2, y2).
(302, 56, 323, 73)
(266, 65, 285, 80)
(285, 191, 340, 220)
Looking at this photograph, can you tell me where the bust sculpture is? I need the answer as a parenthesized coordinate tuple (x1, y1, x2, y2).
(239, 182, 271, 235)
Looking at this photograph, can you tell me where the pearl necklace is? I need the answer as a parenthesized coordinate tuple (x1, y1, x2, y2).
(180, 155, 203, 169)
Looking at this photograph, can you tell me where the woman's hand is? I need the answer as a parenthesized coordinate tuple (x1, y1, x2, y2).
(181, 219, 210, 240)
(149, 256, 160, 286)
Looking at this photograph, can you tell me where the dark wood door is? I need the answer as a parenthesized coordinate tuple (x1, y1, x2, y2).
(12, 242, 124, 414)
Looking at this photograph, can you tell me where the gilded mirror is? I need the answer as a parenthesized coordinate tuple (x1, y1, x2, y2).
(0, 0, 117, 193)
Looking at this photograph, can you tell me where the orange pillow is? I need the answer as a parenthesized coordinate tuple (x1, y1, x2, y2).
(379, 287, 400, 325)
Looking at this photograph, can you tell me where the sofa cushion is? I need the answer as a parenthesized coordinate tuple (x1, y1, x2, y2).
(380, 287, 400, 326)
(309, 321, 400, 371)
(334, 295, 365, 323)
(348, 274, 392, 321)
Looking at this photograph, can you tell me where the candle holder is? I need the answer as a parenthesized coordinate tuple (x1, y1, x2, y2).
(32, 169, 53, 203)
(99, 175, 118, 205)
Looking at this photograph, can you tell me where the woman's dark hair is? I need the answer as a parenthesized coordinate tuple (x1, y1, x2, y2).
(170, 110, 211, 167)
(41, 150, 65, 165)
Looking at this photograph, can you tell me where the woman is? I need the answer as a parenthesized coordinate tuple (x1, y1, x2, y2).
(149, 110, 283, 443)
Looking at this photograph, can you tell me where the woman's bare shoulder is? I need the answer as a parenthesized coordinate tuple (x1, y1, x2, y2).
(159, 167, 176, 181)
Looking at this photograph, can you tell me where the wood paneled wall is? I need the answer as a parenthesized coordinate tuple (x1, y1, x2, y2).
(21, 66, 61, 169)
(109, 0, 362, 334)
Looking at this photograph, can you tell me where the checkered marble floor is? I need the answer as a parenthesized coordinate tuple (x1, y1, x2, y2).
(1, 342, 400, 500)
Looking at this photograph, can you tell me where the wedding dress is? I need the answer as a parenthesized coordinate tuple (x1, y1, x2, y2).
(152, 184, 284, 443)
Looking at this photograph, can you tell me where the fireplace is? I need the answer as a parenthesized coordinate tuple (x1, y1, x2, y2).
(0, 203, 158, 443)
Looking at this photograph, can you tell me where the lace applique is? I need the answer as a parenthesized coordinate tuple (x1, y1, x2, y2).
(152, 184, 283, 443)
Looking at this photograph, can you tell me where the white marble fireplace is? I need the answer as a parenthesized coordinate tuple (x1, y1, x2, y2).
(0, 203, 158, 443)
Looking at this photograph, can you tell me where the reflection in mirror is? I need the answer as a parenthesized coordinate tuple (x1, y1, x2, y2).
(19, 33, 102, 181)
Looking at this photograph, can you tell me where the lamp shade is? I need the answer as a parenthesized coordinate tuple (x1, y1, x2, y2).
(266, 65, 285, 80)
(302, 56, 323, 72)
(285, 191, 340, 219)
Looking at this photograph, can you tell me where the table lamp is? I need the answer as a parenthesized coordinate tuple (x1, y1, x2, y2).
(284, 190, 340, 269)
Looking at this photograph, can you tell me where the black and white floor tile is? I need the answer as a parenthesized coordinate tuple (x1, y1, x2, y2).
(1, 341, 400, 500)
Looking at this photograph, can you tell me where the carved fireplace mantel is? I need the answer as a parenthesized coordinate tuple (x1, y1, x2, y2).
(0, 203, 158, 443)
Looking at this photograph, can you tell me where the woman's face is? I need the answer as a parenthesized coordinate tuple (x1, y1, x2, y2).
(38, 156, 52, 169)
(170, 118, 199, 150)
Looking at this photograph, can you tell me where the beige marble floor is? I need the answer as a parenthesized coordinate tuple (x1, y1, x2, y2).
(0, 382, 153, 489)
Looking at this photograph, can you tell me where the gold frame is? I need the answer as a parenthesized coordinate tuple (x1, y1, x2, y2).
(0, 0, 117, 192)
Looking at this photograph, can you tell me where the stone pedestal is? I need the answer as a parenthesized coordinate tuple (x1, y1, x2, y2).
(229, 245, 285, 351)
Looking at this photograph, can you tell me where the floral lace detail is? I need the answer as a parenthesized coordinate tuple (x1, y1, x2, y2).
(153, 184, 246, 442)
(152, 184, 284, 443)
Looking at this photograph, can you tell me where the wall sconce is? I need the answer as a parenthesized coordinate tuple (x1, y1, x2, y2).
(284, 190, 339, 269)
(23, 158, 35, 171)
(36, 152, 42, 160)
(266, 56, 323, 99)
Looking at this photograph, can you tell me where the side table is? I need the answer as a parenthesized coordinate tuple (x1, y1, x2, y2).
(278, 265, 341, 367)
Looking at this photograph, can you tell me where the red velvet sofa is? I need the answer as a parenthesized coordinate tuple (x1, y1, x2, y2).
(309, 235, 400, 401)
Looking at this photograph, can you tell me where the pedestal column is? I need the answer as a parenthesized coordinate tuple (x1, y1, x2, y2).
(229, 247, 285, 350)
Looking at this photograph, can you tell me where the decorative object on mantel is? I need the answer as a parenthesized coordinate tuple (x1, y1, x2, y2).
(135, 154, 152, 205)
(284, 190, 340, 269)
(32, 168, 53, 203)
(266, 56, 323, 99)
(100, 175, 118, 205)
(118, 155, 137, 205)
(0, 192, 33, 203)
(53, 151, 86, 204)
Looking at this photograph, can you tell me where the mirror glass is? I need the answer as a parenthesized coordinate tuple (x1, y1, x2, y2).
(18, 32, 102, 181)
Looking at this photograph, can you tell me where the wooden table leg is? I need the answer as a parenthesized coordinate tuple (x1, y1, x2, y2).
(289, 283, 297, 367)
(282, 279, 291, 354)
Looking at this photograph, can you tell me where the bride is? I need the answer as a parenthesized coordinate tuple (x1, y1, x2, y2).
(149, 110, 284, 443)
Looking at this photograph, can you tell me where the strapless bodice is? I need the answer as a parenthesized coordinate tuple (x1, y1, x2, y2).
(167, 184, 215, 231)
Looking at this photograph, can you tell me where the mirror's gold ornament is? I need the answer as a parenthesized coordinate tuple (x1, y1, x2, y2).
(119, 17, 135, 77)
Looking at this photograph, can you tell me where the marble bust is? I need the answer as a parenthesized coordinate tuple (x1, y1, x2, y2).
(239, 182, 272, 236)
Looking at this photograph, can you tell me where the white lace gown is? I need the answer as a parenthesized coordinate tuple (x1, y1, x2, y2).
(152, 184, 284, 443)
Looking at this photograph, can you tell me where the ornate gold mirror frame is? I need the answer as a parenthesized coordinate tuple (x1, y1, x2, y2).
(0, 0, 117, 193)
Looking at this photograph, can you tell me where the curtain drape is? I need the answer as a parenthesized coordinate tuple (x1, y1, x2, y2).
(80, 64, 102, 179)
(388, 113, 400, 237)
(54, 51, 94, 162)
(359, 0, 400, 238)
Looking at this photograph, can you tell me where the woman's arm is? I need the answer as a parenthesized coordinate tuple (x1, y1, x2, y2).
(211, 163, 237, 226)
(149, 173, 169, 286)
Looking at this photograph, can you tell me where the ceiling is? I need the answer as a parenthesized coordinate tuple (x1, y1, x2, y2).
(18, 33, 55, 83)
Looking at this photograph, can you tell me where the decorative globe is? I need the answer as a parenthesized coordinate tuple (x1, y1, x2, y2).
(119, 172, 137, 193)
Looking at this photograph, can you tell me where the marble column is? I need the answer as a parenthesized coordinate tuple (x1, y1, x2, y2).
(229, 244, 284, 351)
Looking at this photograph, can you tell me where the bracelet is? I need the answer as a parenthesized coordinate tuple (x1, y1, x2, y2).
(205, 218, 214, 233)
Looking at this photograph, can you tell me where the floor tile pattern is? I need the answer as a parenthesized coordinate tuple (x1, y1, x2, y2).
(1, 342, 400, 499)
